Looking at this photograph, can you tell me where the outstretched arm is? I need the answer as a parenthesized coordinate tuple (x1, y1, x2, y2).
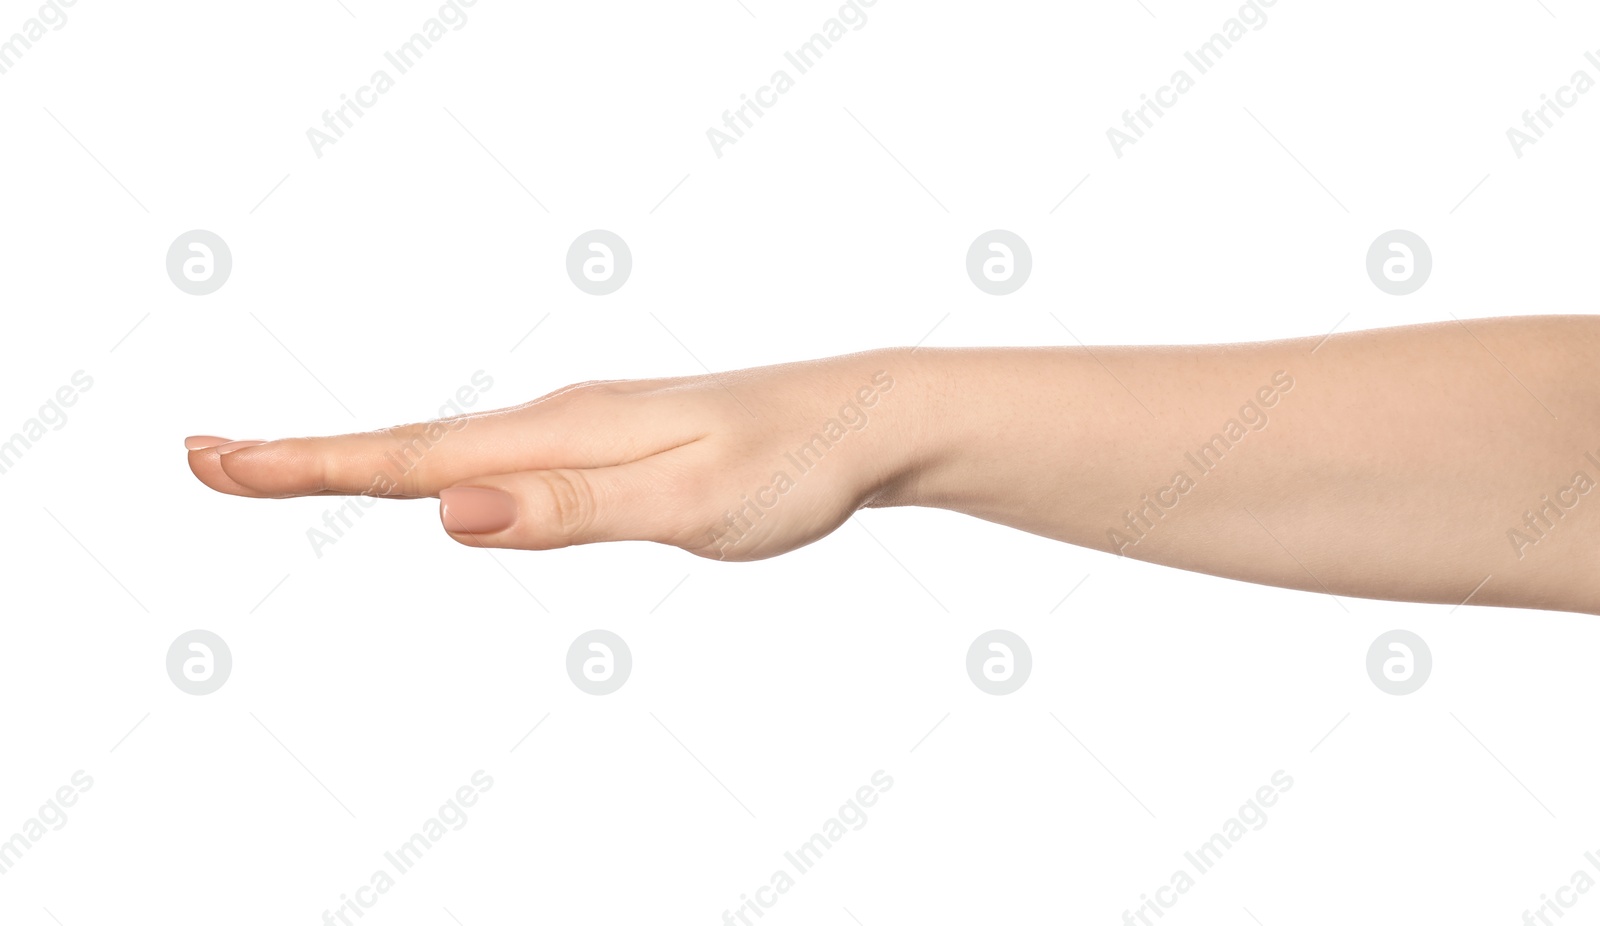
(188, 315, 1600, 615)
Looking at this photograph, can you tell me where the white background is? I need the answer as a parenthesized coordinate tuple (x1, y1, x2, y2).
(2, 1, 1599, 924)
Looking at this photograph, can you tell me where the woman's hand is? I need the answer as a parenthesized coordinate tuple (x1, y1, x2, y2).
(189, 317, 1600, 614)
(186, 350, 921, 561)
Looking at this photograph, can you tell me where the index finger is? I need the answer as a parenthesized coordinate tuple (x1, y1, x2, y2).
(189, 389, 678, 499)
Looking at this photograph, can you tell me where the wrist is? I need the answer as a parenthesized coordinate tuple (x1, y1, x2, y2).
(858, 346, 972, 511)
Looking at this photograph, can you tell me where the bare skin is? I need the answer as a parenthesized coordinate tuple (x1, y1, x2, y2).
(188, 315, 1600, 615)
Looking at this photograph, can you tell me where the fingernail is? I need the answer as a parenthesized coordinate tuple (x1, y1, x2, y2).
(215, 440, 267, 455)
(185, 435, 232, 450)
(440, 487, 517, 534)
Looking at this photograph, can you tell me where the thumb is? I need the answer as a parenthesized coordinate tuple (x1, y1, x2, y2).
(437, 461, 695, 551)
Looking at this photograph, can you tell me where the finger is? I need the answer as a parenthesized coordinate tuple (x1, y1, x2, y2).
(188, 440, 285, 499)
(437, 456, 701, 551)
(203, 391, 676, 499)
(187, 440, 353, 499)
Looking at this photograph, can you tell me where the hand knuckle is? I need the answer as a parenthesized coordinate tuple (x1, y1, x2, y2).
(654, 463, 724, 547)
(539, 469, 596, 541)
(377, 424, 442, 496)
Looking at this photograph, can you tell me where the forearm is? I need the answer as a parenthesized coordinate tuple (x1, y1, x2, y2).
(896, 316, 1600, 614)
